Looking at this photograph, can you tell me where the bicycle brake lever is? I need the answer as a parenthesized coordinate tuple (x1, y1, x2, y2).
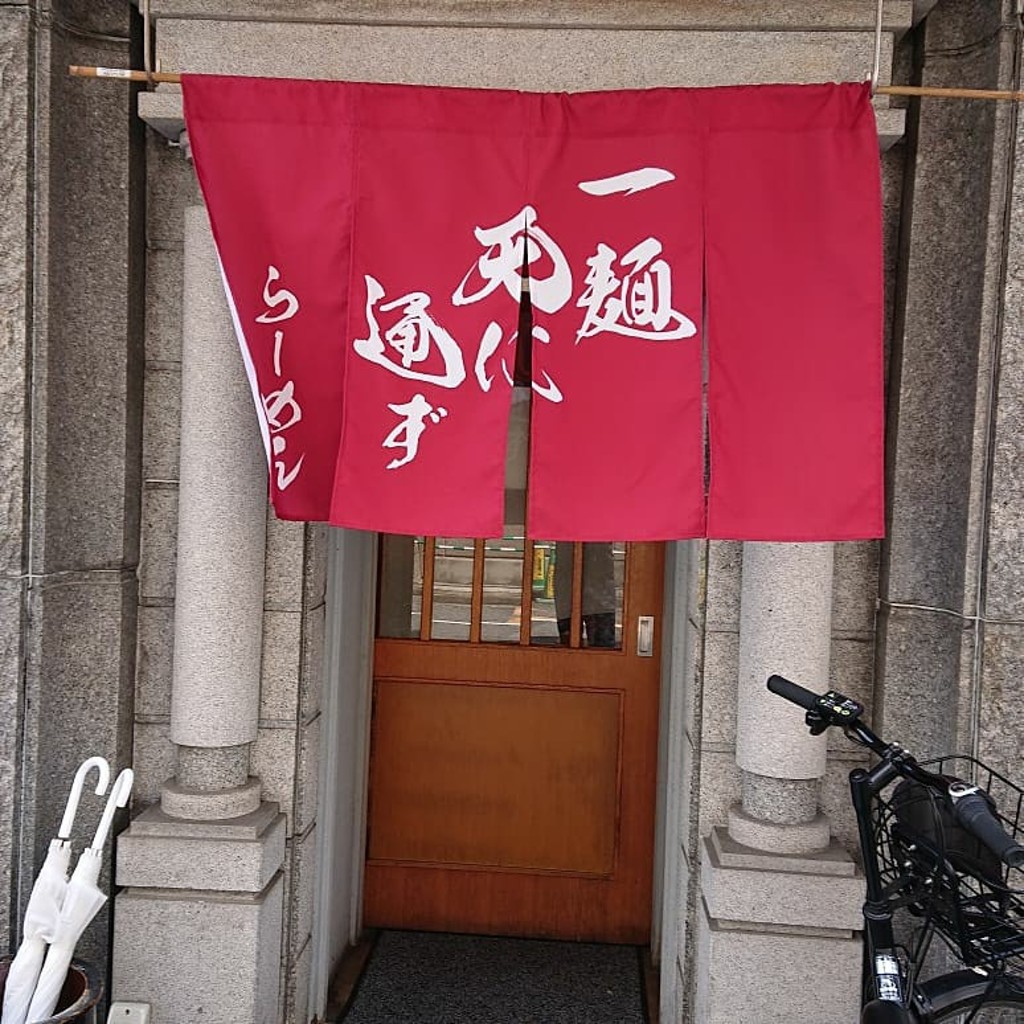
(806, 709, 829, 735)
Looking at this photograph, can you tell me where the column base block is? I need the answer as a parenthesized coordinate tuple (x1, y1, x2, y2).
(162, 775, 262, 819)
(112, 801, 286, 1024)
(728, 802, 831, 854)
(694, 827, 863, 1024)
(117, 802, 285, 891)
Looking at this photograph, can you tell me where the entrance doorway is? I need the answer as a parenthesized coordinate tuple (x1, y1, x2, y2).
(363, 535, 664, 943)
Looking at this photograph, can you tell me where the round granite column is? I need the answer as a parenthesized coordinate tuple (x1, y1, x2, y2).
(730, 542, 834, 853)
(163, 204, 267, 819)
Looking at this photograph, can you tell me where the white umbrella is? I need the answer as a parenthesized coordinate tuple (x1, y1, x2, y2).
(25, 768, 132, 1024)
(1, 758, 109, 1024)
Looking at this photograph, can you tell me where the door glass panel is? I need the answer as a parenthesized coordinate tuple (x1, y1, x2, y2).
(531, 541, 563, 645)
(377, 535, 422, 639)
(432, 537, 473, 641)
(582, 542, 626, 649)
(482, 534, 525, 643)
(376, 534, 627, 650)
(540, 541, 627, 649)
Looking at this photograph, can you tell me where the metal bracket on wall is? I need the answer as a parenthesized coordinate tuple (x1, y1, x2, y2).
(107, 1003, 152, 1024)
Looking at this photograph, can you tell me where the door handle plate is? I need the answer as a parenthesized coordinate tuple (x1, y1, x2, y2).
(637, 615, 655, 657)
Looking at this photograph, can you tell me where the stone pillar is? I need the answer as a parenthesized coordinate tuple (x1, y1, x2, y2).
(695, 544, 863, 1024)
(161, 203, 267, 818)
(730, 543, 832, 852)
(112, 207, 286, 1024)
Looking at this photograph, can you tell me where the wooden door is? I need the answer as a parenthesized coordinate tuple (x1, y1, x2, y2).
(364, 537, 663, 943)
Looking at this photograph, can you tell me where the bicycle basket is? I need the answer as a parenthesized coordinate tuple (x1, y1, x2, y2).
(873, 755, 1024, 969)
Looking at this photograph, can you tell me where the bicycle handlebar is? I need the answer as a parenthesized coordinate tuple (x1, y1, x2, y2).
(766, 674, 819, 710)
(767, 674, 1024, 870)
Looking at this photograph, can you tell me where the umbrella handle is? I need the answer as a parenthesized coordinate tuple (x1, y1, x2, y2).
(58, 757, 111, 840)
(90, 768, 134, 851)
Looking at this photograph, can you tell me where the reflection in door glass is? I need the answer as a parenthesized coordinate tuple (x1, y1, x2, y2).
(377, 535, 423, 639)
(482, 534, 525, 643)
(584, 542, 625, 649)
(548, 542, 625, 649)
(431, 537, 473, 641)
(376, 534, 627, 649)
(530, 541, 561, 645)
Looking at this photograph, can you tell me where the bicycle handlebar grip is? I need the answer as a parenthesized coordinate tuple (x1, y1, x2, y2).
(766, 674, 819, 710)
(953, 791, 1024, 869)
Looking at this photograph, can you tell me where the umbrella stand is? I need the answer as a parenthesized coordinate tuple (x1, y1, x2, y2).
(0, 958, 101, 1024)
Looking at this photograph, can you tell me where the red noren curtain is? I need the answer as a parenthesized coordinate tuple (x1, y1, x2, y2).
(182, 75, 883, 541)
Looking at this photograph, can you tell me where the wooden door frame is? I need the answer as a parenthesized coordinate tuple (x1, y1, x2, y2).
(310, 528, 379, 1016)
(652, 541, 698, 1024)
(311, 532, 696, 1023)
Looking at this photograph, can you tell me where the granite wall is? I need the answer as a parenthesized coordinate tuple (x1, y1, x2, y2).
(878, 0, 1024, 771)
(6, 1, 1024, 1023)
(0, 0, 144, 977)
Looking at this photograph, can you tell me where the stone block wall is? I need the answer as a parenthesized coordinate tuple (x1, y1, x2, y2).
(878, 0, 1024, 774)
(133, 129, 198, 808)
(980, 79, 1024, 781)
(1, 0, 145, 975)
(258, 517, 326, 1024)
(0, 0, 34, 956)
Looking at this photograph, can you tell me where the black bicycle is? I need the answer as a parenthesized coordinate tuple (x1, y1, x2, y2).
(768, 674, 1024, 1023)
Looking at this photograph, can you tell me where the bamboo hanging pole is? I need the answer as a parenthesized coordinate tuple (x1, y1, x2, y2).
(70, 65, 180, 83)
(877, 84, 1024, 102)
(69, 66, 1024, 102)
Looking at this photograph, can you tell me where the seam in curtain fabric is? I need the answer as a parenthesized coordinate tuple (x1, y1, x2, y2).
(336, 101, 362, 532)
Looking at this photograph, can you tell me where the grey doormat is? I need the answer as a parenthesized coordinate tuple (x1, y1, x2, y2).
(339, 930, 648, 1024)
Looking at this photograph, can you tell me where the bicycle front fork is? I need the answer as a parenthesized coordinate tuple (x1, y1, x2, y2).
(871, 949, 904, 1001)
(861, 911, 913, 1021)
(851, 764, 911, 1018)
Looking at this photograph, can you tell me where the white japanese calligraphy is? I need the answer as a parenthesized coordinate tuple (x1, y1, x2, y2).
(452, 206, 572, 314)
(576, 238, 696, 342)
(473, 321, 563, 403)
(382, 393, 448, 469)
(473, 322, 504, 393)
(272, 330, 284, 376)
(263, 379, 302, 433)
(272, 439, 304, 489)
(255, 265, 300, 324)
(348, 175, 702, 479)
(355, 276, 466, 388)
(578, 167, 676, 197)
(255, 265, 304, 491)
(527, 326, 563, 403)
